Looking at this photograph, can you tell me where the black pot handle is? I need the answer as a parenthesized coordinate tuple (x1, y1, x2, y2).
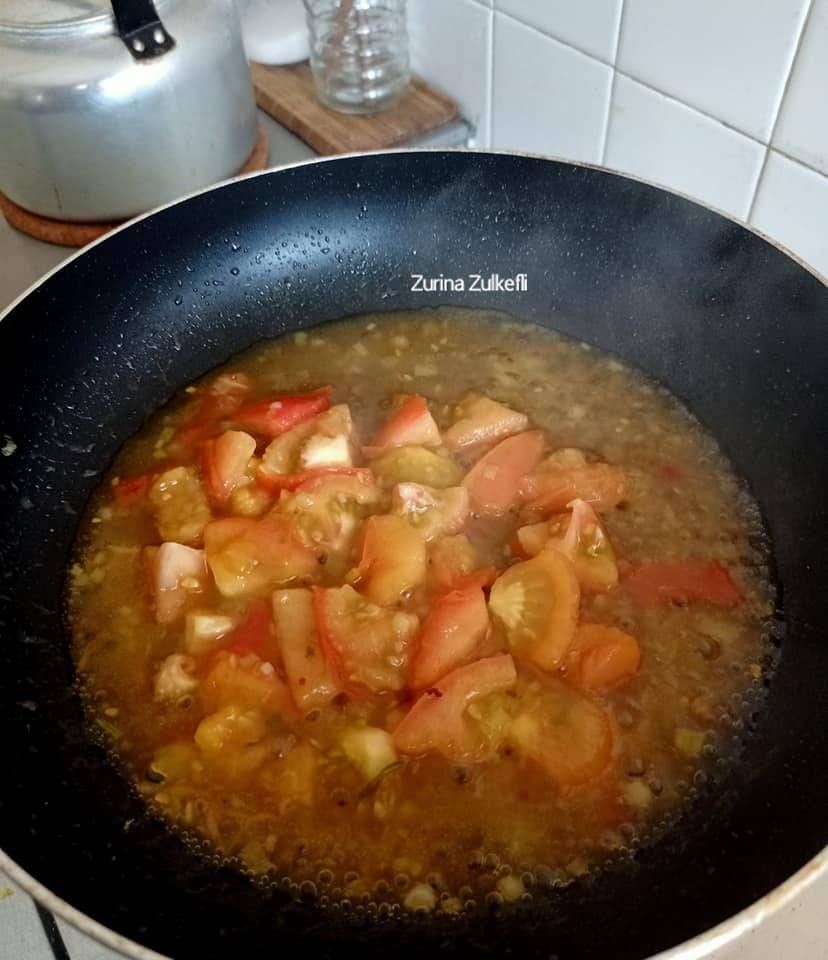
(111, 0, 176, 60)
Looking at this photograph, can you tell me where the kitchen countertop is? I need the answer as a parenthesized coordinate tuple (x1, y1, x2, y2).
(1, 112, 826, 960)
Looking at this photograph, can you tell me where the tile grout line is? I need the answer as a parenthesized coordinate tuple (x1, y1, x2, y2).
(746, 0, 815, 222)
(34, 902, 73, 960)
(600, 0, 626, 165)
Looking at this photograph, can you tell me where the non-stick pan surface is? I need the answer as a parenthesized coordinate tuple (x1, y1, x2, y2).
(0, 152, 826, 960)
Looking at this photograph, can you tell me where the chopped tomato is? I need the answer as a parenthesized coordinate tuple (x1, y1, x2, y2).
(515, 499, 619, 592)
(488, 549, 580, 671)
(463, 430, 545, 516)
(312, 585, 418, 698)
(148, 466, 211, 546)
(366, 394, 440, 453)
(393, 654, 518, 762)
(453, 566, 498, 591)
(258, 404, 355, 481)
(223, 598, 278, 661)
(520, 461, 626, 515)
(112, 473, 153, 508)
(443, 393, 529, 451)
(143, 542, 208, 624)
(565, 623, 641, 693)
(410, 582, 490, 689)
(278, 471, 382, 567)
(272, 588, 340, 712)
(257, 466, 373, 495)
(194, 705, 270, 782)
(624, 559, 744, 607)
(204, 514, 320, 597)
(202, 430, 256, 505)
(427, 534, 479, 593)
(234, 386, 332, 439)
(175, 372, 251, 449)
(370, 446, 464, 489)
(508, 680, 612, 785)
(354, 514, 427, 606)
(201, 650, 296, 717)
(391, 482, 470, 540)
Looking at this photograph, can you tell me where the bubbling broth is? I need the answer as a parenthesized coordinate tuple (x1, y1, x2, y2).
(69, 309, 774, 913)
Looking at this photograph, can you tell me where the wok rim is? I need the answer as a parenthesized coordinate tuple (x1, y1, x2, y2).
(1, 147, 825, 960)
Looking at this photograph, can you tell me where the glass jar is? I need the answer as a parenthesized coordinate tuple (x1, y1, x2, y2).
(303, 0, 410, 114)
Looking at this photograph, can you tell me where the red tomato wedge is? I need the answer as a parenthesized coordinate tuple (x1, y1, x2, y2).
(488, 549, 580, 671)
(233, 386, 332, 439)
(410, 582, 490, 689)
(366, 394, 440, 453)
(520, 462, 626, 515)
(354, 514, 427, 606)
(393, 654, 518, 763)
(624, 559, 744, 607)
(565, 623, 641, 693)
(312, 585, 418, 698)
(204, 514, 321, 597)
(112, 473, 153, 508)
(202, 430, 256, 504)
(514, 499, 619, 592)
(257, 466, 373, 495)
(273, 588, 340, 713)
(143, 542, 208, 624)
(201, 649, 296, 717)
(223, 598, 277, 661)
(175, 372, 251, 449)
(509, 680, 613, 785)
(443, 393, 529, 451)
(462, 430, 545, 516)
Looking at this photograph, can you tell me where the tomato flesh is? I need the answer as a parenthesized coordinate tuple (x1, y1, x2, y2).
(393, 654, 518, 762)
(565, 623, 641, 692)
(488, 549, 580, 671)
(520, 462, 626, 515)
(391, 482, 470, 540)
(354, 514, 427, 606)
(223, 598, 277, 660)
(410, 582, 490, 689)
(625, 559, 744, 607)
(367, 394, 440, 453)
(463, 430, 545, 516)
(443, 393, 529, 451)
(203, 430, 256, 505)
(273, 588, 341, 712)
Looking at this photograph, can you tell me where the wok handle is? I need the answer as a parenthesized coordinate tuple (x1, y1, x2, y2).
(111, 0, 176, 60)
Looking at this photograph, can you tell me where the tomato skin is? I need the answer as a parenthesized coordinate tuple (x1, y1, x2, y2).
(520, 462, 626, 515)
(410, 582, 490, 689)
(202, 430, 256, 505)
(488, 549, 580, 672)
(393, 654, 518, 762)
(234, 386, 333, 439)
(565, 623, 641, 693)
(257, 465, 373, 495)
(624, 559, 744, 607)
(113, 473, 153, 507)
(366, 394, 440, 453)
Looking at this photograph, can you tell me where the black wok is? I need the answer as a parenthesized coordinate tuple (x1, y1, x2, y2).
(0, 151, 826, 960)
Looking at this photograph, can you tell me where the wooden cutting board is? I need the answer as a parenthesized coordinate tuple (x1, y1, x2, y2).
(251, 61, 459, 156)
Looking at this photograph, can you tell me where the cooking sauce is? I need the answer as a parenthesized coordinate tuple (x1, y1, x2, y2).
(69, 309, 774, 913)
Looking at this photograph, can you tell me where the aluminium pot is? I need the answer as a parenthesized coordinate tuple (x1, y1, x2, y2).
(0, 0, 258, 222)
(0, 150, 826, 960)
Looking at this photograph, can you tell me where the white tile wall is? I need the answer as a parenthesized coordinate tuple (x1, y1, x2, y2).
(750, 151, 828, 278)
(492, 14, 612, 162)
(604, 76, 764, 219)
(617, 0, 810, 142)
(494, 0, 623, 63)
(407, 0, 493, 146)
(773, 0, 828, 176)
(407, 0, 828, 279)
